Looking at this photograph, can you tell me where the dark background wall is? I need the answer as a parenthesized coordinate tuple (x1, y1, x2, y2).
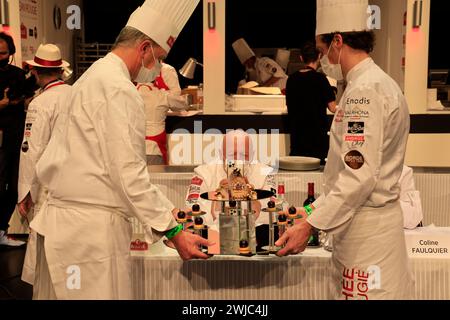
(82, 0, 316, 93)
(83, 0, 448, 91)
(428, 1, 450, 84)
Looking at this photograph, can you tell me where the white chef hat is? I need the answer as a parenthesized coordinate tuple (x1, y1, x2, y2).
(126, 0, 200, 53)
(275, 49, 290, 71)
(232, 38, 256, 65)
(316, 0, 370, 36)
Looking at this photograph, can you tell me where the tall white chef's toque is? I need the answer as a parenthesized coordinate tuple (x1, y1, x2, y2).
(232, 38, 256, 65)
(316, 0, 370, 36)
(126, 0, 200, 53)
(275, 49, 291, 71)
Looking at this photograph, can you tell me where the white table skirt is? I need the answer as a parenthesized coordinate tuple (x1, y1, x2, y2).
(131, 243, 450, 300)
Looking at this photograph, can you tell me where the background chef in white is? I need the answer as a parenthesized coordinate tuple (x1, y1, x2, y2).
(185, 129, 274, 225)
(30, 0, 211, 300)
(16, 44, 72, 286)
(232, 38, 288, 93)
(183, 129, 274, 253)
(276, 0, 413, 299)
(137, 62, 188, 165)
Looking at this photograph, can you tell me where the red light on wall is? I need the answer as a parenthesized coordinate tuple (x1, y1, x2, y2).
(1, 24, 10, 34)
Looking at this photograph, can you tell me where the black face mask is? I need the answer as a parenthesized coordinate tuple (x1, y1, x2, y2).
(0, 58, 9, 68)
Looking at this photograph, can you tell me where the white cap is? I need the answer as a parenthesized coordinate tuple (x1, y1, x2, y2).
(26, 44, 69, 68)
(232, 38, 255, 65)
(275, 49, 290, 71)
(126, 0, 200, 53)
(316, 0, 370, 36)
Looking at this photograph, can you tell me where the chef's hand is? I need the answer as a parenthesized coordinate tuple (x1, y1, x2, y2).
(18, 193, 34, 217)
(171, 230, 215, 260)
(275, 220, 312, 256)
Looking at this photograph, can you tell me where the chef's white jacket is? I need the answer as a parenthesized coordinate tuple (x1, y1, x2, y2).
(31, 53, 178, 298)
(158, 63, 182, 95)
(308, 58, 410, 234)
(18, 82, 71, 204)
(138, 64, 187, 157)
(34, 52, 177, 238)
(255, 57, 288, 90)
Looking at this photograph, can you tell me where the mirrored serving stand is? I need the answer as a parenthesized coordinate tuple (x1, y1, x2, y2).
(200, 189, 274, 255)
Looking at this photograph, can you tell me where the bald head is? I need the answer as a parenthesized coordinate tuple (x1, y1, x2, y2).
(222, 130, 254, 162)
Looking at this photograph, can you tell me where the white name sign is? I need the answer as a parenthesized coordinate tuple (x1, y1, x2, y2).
(405, 233, 450, 259)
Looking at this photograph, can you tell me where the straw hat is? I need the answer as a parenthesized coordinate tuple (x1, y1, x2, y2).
(26, 44, 69, 68)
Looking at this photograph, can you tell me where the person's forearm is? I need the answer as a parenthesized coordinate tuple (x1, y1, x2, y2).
(262, 76, 281, 87)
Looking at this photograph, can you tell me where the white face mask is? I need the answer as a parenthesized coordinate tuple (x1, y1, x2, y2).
(320, 43, 343, 81)
(134, 45, 162, 83)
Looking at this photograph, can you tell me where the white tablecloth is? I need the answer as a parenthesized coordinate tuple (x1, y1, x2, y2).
(131, 237, 450, 300)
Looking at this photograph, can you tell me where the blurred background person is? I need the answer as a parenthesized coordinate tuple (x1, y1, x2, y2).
(232, 38, 288, 93)
(0, 31, 35, 246)
(17, 44, 72, 284)
(137, 61, 188, 165)
(285, 41, 336, 165)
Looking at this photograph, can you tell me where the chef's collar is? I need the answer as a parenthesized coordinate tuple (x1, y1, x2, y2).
(346, 57, 373, 83)
(108, 52, 132, 80)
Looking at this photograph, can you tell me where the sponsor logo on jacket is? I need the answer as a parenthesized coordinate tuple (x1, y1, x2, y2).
(344, 109, 370, 120)
(347, 122, 364, 134)
(344, 150, 365, 169)
(346, 97, 371, 105)
(130, 239, 149, 251)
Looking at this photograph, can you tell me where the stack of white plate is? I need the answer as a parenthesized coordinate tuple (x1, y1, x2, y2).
(278, 156, 321, 171)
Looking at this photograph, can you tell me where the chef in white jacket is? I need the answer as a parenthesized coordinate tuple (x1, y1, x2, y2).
(184, 130, 274, 253)
(276, 0, 413, 300)
(30, 0, 209, 300)
(16, 44, 72, 285)
(185, 129, 275, 227)
(232, 38, 288, 93)
(137, 62, 188, 164)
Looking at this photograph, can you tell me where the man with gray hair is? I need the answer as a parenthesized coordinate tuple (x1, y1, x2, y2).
(31, 0, 209, 300)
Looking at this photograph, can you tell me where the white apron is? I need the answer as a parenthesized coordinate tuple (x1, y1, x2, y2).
(330, 201, 413, 300)
(21, 187, 47, 285)
(31, 198, 133, 300)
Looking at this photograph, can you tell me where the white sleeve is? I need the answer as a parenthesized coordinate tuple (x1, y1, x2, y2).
(399, 167, 424, 229)
(161, 65, 182, 96)
(262, 58, 286, 77)
(99, 88, 177, 242)
(307, 87, 384, 234)
(18, 100, 53, 203)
